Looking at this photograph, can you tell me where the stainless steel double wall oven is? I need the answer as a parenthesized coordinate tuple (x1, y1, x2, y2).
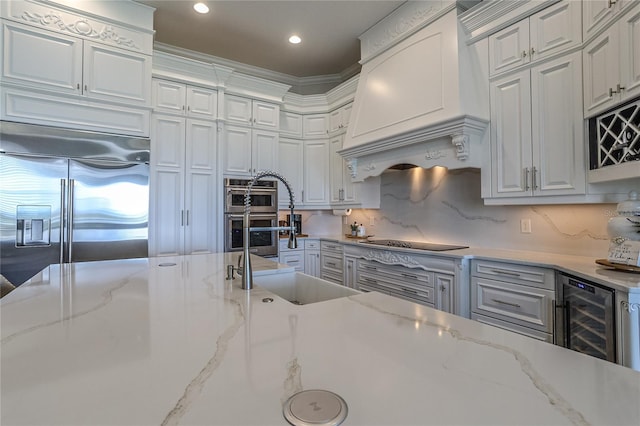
(223, 178, 278, 257)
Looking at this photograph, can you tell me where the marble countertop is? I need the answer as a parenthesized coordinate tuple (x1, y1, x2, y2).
(2, 253, 639, 425)
(316, 235, 640, 292)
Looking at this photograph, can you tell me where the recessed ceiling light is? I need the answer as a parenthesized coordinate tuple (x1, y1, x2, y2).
(289, 35, 302, 44)
(193, 3, 209, 14)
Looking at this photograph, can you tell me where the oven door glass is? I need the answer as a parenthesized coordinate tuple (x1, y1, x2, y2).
(226, 214, 278, 257)
(225, 188, 277, 213)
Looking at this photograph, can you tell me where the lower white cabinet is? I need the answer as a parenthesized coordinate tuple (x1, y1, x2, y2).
(279, 239, 305, 272)
(149, 114, 218, 256)
(470, 259, 555, 342)
(618, 290, 640, 371)
(304, 239, 321, 277)
(320, 241, 343, 285)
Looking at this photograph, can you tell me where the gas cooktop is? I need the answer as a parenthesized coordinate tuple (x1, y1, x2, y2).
(359, 239, 468, 251)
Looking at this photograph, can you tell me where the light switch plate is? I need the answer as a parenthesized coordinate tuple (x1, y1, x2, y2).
(520, 219, 532, 234)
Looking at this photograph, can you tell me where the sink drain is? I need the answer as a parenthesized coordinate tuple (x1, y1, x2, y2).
(283, 389, 348, 426)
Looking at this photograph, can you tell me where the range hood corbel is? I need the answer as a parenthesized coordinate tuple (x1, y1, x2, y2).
(341, 0, 488, 182)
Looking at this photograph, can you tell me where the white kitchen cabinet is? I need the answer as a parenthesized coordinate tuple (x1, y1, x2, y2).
(320, 241, 343, 285)
(329, 134, 356, 205)
(279, 239, 304, 272)
(303, 139, 330, 206)
(583, 0, 637, 41)
(470, 259, 555, 342)
(279, 110, 303, 138)
(434, 273, 455, 314)
(149, 115, 218, 256)
(329, 103, 352, 134)
(304, 239, 321, 278)
(223, 124, 278, 176)
(490, 52, 585, 199)
(277, 138, 304, 207)
(1, 20, 151, 106)
(152, 79, 217, 119)
(344, 255, 357, 290)
(489, 1, 581, 76)
(618, 290, 640, 371)
(302, 114, 328, 138)
(583, 4, 640, 118)
(224, 94, 279, 130)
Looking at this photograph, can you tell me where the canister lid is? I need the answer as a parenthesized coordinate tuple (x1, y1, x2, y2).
(617, 191, 640, 216)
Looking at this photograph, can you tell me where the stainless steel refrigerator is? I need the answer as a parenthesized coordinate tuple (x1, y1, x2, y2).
(0, 122, 150, 286)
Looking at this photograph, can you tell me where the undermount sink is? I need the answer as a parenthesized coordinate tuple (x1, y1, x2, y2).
(254, 272, 360, 305)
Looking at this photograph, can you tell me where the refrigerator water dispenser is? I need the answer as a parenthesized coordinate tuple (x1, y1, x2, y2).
(16, 206, 51, 247)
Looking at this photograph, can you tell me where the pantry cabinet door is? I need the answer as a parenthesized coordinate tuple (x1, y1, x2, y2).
(223, 125, 252, 176)
(531, 52, 585, 196)
(490, 70, 532, 197)
(184, 119, 217, 254)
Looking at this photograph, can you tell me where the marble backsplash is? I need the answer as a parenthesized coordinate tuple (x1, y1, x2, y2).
(288, 168, 621, 258)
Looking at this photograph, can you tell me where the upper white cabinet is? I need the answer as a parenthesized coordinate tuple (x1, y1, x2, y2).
(149, 115, 218, 256)
(489, 1, 581, 76)
(490, 52, 585, 199)
(223, 124, 278, 176)
(277, 138, 304, 207)
(279, 110, 303, 138)
(303, 114, 328, 138)
(303, 139, 330, 206)
(328, 103, 352, 134)
(583, 3, 640, 118)
(224, 94, 279, 130)
(152, 79, 217, 119)
(1, 20, 151, 106)
(329, 134, 356, 205)
(583, 0, 637, 41)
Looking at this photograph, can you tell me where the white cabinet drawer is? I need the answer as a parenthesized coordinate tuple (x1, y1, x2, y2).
(358, 259, 433, 287)
(305, 239, 320, 250)
(471, 259, 554, 290)
(321, 241, 343, 253)
(321, 254, 343, 273)
(279, 238, 304, 251)
(279, 251, 304, 272)
(472, 313, 553, 343)
(471, 277, 554, 333)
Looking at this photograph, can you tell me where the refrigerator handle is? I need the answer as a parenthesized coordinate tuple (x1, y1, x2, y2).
(67, 179, 75, 262)
(60, 179, 66, 264)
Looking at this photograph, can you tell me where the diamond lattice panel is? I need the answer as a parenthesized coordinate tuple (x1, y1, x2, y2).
(596, 100, 640, 168)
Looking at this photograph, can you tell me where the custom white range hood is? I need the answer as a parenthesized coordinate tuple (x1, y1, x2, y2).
(340, 1, 488, 181)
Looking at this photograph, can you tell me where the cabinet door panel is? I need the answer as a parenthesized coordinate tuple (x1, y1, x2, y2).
(530, 0, 581, 61)
(329, 136, 343, 203)
(280, 111, 303, 137)
(278, 138, 303, 205)
(152, 79, 186, 114)
(583, 29, 620, 116)
(150, 169, 184, 257)
(620, 5, 640, 103)
(84, 41, 150, 105)
(489, 19, 529, 75)
(187, 86, 217, 119)
(223, 125, 252, 175)
(531, 53, 585, 196)
(253, 101, 279, 129)
(2, 21, 82, 94)
(252, 130, 278, 173)
(303, 140, 329, 204)
(225, 95, 252, 125)
(490, 71, 532, 197)
(583, 0, 617, 40)
(303, 114, 328, 138)
(151, 116, 185, 169)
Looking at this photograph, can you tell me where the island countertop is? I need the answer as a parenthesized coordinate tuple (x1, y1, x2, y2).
(2, 253, 639, 425)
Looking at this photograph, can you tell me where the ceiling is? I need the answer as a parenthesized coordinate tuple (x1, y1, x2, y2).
(136, 1, 405, 79)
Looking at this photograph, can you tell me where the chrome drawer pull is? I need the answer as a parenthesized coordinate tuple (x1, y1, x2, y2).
(401, 288, 419, 295)
(492, 298, 521, 308)
(326, 262, 337, 267)
(401, 273, 418, 279)
(363, 265, 377, 271)
(490, 269, 521, 277)
(363, 277, 377, 284)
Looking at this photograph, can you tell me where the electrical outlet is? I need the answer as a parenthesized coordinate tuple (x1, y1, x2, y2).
(520, 219, 532, 234)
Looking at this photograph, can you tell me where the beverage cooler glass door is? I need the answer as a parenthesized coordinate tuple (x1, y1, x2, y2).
(225, 214, 278, 257)
(558, 275, 616, 362)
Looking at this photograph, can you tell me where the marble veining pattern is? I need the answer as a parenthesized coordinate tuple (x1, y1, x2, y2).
(350, 295, 588, 425)
(1, 254, 639, 425)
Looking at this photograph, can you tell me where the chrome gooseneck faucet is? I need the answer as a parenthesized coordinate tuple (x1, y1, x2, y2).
(242, 171, 297, 290)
